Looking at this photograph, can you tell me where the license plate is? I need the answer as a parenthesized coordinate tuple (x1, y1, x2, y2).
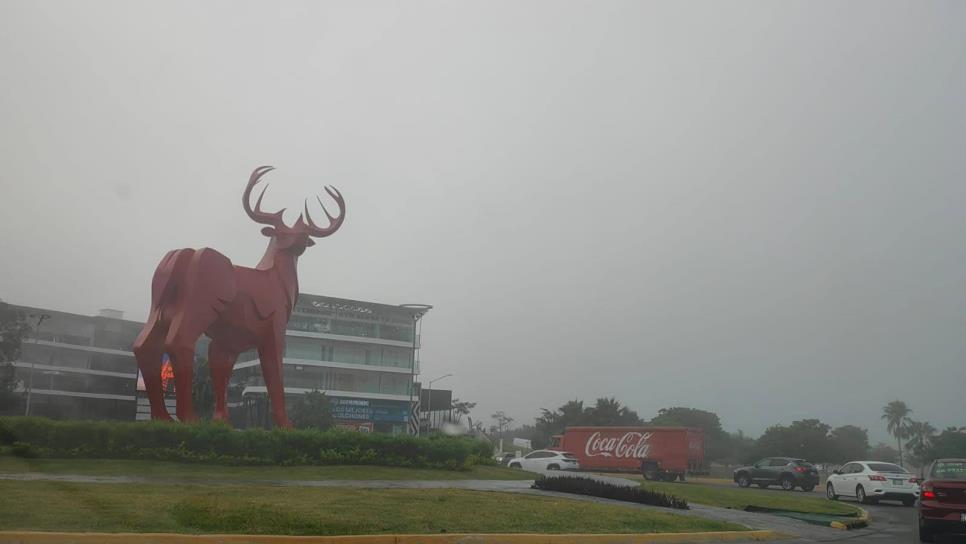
(892, 479, 904, 485)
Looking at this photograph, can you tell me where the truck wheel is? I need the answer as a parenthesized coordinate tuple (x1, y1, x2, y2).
(661, 472, 678, 482)
(642, 463, 660, 481)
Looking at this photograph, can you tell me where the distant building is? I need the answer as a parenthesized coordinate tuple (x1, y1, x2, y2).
(227, 293, 427, 434)
(6, 305, 141, 420)
(6, 294, 431, 434)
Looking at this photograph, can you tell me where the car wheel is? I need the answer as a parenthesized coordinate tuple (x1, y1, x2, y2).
(643, 463, 660, 481)
(856, 485, 868, 504)
(781, 476, 795, 491)
(801, 484, 815, 492)
(918, 521, 935, 543)
(737, 473, 751, 488)
(902, 497, 916, 507)
(547, 464, 559, 471)
(826, 483, 838, 500)
(509, 462, 522, 469)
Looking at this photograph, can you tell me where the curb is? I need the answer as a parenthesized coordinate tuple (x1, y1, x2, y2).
(829, 507, 870, 530)
(0, 530, 786, 544)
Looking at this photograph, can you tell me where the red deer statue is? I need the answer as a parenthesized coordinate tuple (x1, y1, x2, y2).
(133, 166, 345, 427)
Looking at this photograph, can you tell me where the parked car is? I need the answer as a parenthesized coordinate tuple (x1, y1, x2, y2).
(918, 458, 966, 542)
(508, 449, 580, 472)
(826, 461, 919, 506)
(734, 457, 819, 491)
(495, 452, 516, 466)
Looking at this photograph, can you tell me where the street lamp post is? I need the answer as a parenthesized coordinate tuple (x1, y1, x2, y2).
(426, 373, 453, 433)
(399, 304, 432, 435)
(24, 313, 51, 416)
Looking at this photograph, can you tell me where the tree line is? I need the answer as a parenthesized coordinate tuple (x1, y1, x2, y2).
(502, 397, 965, 466)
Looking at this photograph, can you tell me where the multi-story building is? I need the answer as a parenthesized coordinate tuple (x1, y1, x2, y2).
(5, 294, 430, 434)
(232, 294, 427, 434)
(6, 306, 141, 420)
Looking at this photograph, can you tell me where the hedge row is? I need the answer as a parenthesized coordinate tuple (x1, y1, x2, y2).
(531, 475, 689, 509)
(0, 417, 493, 469)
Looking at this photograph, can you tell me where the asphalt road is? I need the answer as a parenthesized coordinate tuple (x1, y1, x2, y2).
(737, 484, 966, 544)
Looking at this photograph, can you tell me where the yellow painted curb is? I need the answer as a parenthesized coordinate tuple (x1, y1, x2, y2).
(828, 506, 870, 530)
(0, 530, 785, 544)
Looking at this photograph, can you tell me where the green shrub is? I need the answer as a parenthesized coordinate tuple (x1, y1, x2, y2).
(0, 419, 13, 445)
(10, 441, 38, 458)
(532, 475, 689, 509)
(0, 416, 492, 469)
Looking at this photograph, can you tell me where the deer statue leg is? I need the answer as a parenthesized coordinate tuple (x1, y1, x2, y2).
(132, 314, 173, 421)
(208, 339, 238, 423)
(165, 344, 199, 422)
(257, 326, 292, 428)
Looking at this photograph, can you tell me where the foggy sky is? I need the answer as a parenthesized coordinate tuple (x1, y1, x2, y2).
(2, 1, 964, 443)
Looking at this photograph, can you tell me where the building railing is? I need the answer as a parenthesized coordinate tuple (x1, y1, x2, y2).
(287, 315, 416, 343)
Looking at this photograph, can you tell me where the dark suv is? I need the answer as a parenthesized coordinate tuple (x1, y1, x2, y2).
(734, 457, 819, 491)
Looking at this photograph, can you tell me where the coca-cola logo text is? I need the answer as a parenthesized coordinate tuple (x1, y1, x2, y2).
(584, 432, 653, 458)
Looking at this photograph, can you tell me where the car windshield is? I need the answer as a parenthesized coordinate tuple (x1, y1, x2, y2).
(867, 463, 907, 473)
(931, 461, 966, 480)
(562, 453, 578, 459)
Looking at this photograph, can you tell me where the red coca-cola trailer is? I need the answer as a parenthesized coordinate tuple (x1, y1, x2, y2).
(549, 426, 705, 481)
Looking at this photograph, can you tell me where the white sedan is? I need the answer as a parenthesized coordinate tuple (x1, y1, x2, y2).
(826, 460, 920, 506)
(508, 450, 581, 472)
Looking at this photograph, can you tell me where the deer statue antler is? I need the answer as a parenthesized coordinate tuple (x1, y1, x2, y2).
(243, 166, 345, 236)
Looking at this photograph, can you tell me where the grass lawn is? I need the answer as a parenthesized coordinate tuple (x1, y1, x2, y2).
(624, 477, 860, 516)
(0, 455, 532, 481)
(0, 481, 747, 535)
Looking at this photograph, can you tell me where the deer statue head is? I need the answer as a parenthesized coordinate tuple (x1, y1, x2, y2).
(243, 165, 346, 256)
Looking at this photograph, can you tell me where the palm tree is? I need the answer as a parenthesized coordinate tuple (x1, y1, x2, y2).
(882, 400, 912, 465)
(905, 420, 936, 458)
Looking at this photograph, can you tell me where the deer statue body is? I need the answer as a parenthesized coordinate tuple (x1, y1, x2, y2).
(132, 166, 345, 427)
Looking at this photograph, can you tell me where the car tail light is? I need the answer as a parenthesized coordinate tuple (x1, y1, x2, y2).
(921, 483, 936, 499)
(909, 477, 919, 484)
(794, 466, 806, 473)
(868, 474, 887, 481)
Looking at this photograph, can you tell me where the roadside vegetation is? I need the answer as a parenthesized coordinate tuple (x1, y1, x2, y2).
(630, 478, 862, 516)
(0, 455, 531, 481)
(0, 481, 746, 535)
(0, 417, 492, 470)
(533, 475, 689, 509)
